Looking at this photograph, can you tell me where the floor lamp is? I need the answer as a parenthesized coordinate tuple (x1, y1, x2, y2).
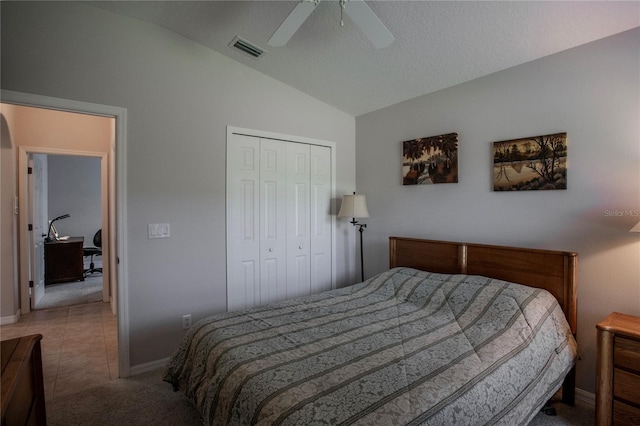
(338, 193, 370, 282)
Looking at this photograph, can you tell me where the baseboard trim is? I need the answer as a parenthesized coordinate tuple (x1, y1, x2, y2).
(129, 356, 171, 376)
(1, 310, 21, 325)
(575, 388, 595, 407)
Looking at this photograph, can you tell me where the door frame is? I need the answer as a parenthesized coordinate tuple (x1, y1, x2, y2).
(1, 89, 131, 377)
(19, 147, 110, 307)
(27, 153, 47, 308)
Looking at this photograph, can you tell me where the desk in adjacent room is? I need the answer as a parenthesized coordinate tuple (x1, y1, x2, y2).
(44, 237, 84, 284)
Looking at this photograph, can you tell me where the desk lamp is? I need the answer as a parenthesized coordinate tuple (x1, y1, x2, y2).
(46, 214, 70, 242)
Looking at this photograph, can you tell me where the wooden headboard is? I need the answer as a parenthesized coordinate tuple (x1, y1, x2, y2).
(389, 236, 578, 335)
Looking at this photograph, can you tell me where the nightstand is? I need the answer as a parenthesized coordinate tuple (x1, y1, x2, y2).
(596, 312, 640, 425)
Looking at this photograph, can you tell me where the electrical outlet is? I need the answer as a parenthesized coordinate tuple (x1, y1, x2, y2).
(182, 314, 192, 329)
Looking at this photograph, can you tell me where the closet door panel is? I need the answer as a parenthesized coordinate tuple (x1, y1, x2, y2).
(227, 135, 260, 311)
(239, 260, 257, 309)
(260, 139, 287, 303)
(310, 145, 332, 293)
(286, 143, 311, 298)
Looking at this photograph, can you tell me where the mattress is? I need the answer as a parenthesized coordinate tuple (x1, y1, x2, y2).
(164, 267, 577, 425)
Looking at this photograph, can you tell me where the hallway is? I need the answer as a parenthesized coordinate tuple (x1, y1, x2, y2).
(0, 301, 117, 401)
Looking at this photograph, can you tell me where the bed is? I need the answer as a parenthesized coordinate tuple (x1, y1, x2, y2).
(164, 237, 578, 425)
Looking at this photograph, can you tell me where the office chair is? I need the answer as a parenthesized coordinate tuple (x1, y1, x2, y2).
(83, 229, 102, 277)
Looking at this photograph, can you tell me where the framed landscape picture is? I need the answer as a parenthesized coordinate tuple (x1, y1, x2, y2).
(493, 132, 567, 191)
(402, 133, 458, 185)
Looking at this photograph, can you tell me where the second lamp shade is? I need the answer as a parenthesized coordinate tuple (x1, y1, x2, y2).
(338, 194, 370, 219)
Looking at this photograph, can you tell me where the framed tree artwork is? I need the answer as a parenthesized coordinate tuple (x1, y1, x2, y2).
(493, 132, 567, 191)
(402, 133, 458, 185)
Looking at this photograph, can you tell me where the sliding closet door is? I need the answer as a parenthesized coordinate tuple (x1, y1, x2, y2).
(227, 135, 260, 311)
(286, 143, 311, 298)
(310, 145, 332, 294)
(227, 137, 288, 310)
(260, 140, 288, 304)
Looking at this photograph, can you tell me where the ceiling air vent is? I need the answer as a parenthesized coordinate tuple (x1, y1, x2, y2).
(230, 36, 266, 59)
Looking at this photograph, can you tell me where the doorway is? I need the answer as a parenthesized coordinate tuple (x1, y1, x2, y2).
(1, 90, 131, 377)
(11, 107, 113, 316)
(31, 153, 104, 311)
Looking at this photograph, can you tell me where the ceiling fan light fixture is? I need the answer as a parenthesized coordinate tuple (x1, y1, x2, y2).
(268, 0, 394, 48)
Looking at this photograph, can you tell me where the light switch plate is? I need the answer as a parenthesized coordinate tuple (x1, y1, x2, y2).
(148, 223, 170, 239)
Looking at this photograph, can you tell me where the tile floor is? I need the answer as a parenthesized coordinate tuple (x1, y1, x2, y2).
(0, 301, 118, 400)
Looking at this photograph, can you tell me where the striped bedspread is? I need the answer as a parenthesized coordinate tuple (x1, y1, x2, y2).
(164, 267, 577, 425)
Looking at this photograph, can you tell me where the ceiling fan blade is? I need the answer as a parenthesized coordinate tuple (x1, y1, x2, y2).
(268, 1, 319, 47)
(344, 0, 394, 48)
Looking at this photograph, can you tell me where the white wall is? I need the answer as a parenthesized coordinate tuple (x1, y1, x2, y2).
(48, 155, 102, 245)
(356, 28, 640, 394)
(1, 2, 356, 368)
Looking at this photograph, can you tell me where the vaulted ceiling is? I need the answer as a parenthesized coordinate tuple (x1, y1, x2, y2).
(91, 1, 640, 116)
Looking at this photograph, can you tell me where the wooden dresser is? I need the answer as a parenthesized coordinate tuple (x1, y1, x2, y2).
(596, 312, 640, 425)
(1, 334, 47, 426)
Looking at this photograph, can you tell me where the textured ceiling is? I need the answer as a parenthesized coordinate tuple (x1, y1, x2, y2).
(91, 1, 640, 116)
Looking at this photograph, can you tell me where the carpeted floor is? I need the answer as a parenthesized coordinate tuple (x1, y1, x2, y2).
(47, 369, 201, 426)
(35, 274, 103, 310)
(528, 397, 595, 426)
(46, 368, 595, 425)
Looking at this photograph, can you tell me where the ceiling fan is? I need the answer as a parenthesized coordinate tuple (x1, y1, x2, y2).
(268, 0, 395, 48)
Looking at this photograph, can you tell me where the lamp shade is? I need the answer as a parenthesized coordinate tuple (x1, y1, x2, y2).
(631, 221, 640, 232)
(338, 194, 369, 219)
